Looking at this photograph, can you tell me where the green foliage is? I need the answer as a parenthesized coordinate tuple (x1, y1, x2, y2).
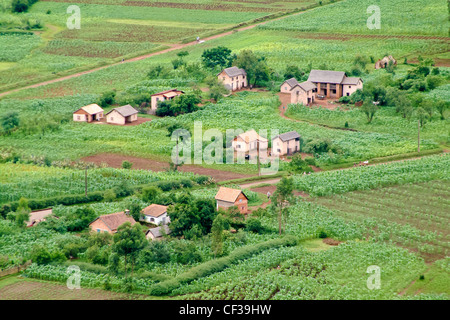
(121, 160, 133, 169)
(234, 50, 270, 86)
(1, 111, 19, 135)
(201, 46, 234, 70)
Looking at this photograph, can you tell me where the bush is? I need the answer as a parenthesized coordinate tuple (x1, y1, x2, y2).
(304, 157, 316, 166)
(121, 161, 133, 169)
(245, 218, 263, 234)
(339, 96, 351, 104)
(141, 186, 162, 202)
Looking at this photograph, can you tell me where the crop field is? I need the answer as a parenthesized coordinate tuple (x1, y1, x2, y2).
(310, 180, 450, 262)
(260, 0, 449, 36)
(0, 277, 149, 300)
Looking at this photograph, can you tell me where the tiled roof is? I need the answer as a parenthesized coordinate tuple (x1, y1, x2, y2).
(215, 187, 247, 203)
(92, 212, 136, 232)
(222, 66, 246, 77)
(142, 204, 168, 218)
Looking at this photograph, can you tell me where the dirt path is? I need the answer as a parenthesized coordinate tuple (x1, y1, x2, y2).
(0, 9, 314, 99)
(239, 178, 282, 189)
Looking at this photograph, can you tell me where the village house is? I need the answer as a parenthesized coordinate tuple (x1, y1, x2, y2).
(215, 187, 248, 214)
(307, 70, 363, 99)
(150, 89, 184, 113)
(89, 210, 136, 234)
(27, 208, 53, 227)
(272, 131, 301, 156)
(146, 225, 172, 241)
(141, 204, 170, 225)
(105, 104, 138, 125)
(281, 78, 317, 105)
(73, 104, 104, 122)
(217, 66, 248, 91)
(232, 129, 268, 153)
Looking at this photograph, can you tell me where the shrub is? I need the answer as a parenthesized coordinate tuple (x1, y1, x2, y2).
(141, 186, 162, 202)
(245, 218, 263, 234)
(121, 161, 133, 169)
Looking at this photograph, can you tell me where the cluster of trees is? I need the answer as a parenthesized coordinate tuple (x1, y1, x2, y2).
(155, 94, 200, 117)
(11, 0, 39, 13)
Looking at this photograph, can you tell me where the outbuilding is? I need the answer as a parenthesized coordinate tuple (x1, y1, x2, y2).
(89, 211, 136, 234)
(272, 131, 301, 156)
(215, 187, 248, 214)
(106, 105, 138, 125)
(217, 66, 248, 91)
(141, 204, 170, 225)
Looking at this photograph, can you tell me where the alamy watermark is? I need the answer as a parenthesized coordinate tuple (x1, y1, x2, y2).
(366, 265, 381, 290)
(367, 5, 381, 30)
(171, 122, 280, 175)
(67, 5, 81, 30)
(67, 265, 81, 290)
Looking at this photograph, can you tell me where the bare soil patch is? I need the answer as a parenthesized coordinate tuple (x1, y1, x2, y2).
(322, 238, 342, 246)
(93, 117, 152, 126)
(81, 153, 253, 182)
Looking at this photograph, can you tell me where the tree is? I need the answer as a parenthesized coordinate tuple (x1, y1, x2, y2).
(416, 107, 429, 127)
(284, 65, 304, 80)
(361, 100, 379, 124)
(142, 186, 162, 203)
(234, 50, 270, 87)
(205, 76, 229, 102)
(98, 90, 116, 108)
(168, 199, 216, 237)
(12, 0, 29, 13)
(14, 197, 31, 228)
(393, 93, 413, 119)
(112, 222, 146, 278)
(421, 100, 434, 121)
(271, 177, 294, 235)
(1, 112, 20, 135)
(211, 214, 225, 258)
(353, 55, 369, 70)
(201, 46, 234, 69)
(435, 100, 449, 120)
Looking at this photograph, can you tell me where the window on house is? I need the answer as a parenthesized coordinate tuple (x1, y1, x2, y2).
(111, 117, 114, 121)
(349, 86, 352, 89)
(239, 199, 242, 203)
(77, 116, 80, 120)
(285, 87, 288, 90)
(96, 229, 100, 233)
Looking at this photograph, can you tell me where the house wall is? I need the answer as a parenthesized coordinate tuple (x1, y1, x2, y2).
(151, 94, 165, 111)
(280, 82, 293, 93)
(73, 113, 88, 122)
(216, 194, 248, 214)
(272, 138, 300, 156)
(343, 80, 363, 97)
(106, 110, 126, 125)
(127, 114, 138, 123)
(89, 220, 112, 234)
(142, 213, 170, 225)
(232, 136, 249, 153)
(218, 71, 247, 91)
(291, 87, 315, 105)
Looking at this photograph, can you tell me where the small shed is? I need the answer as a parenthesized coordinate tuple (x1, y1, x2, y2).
(106, 105, 138, 125)
(146, 225, 172, 241)
(73, 104, 104, 122)
(215, 187, 248, 214)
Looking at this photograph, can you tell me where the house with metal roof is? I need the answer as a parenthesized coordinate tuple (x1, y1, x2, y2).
(218, 66, 248, 91)
(215, 187, 248, 214)
(272, 131, 301, 156)
(105, 104, 139, 125)
(146, 225, 172, 241)
(73, 104, 104, 122)
(307, 70, 363, 99)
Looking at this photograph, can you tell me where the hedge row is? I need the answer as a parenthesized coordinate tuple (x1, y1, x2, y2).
(0, 175, 210, 217)
(148, 236, 298, 296)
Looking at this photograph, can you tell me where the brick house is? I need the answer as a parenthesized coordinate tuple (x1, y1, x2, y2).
(281, 78, 317, 105)
(272, 131, 301, 156)
(215, 187, 248, 214)
(217, 66, 248, 91)
(89, 211, 136, 234)
(232, 129, 268, 153)
(307, 70, 363, 99)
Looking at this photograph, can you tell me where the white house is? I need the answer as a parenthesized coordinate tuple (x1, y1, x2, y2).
(232, 129, 268, 153)
(141, 204, 170, 225)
